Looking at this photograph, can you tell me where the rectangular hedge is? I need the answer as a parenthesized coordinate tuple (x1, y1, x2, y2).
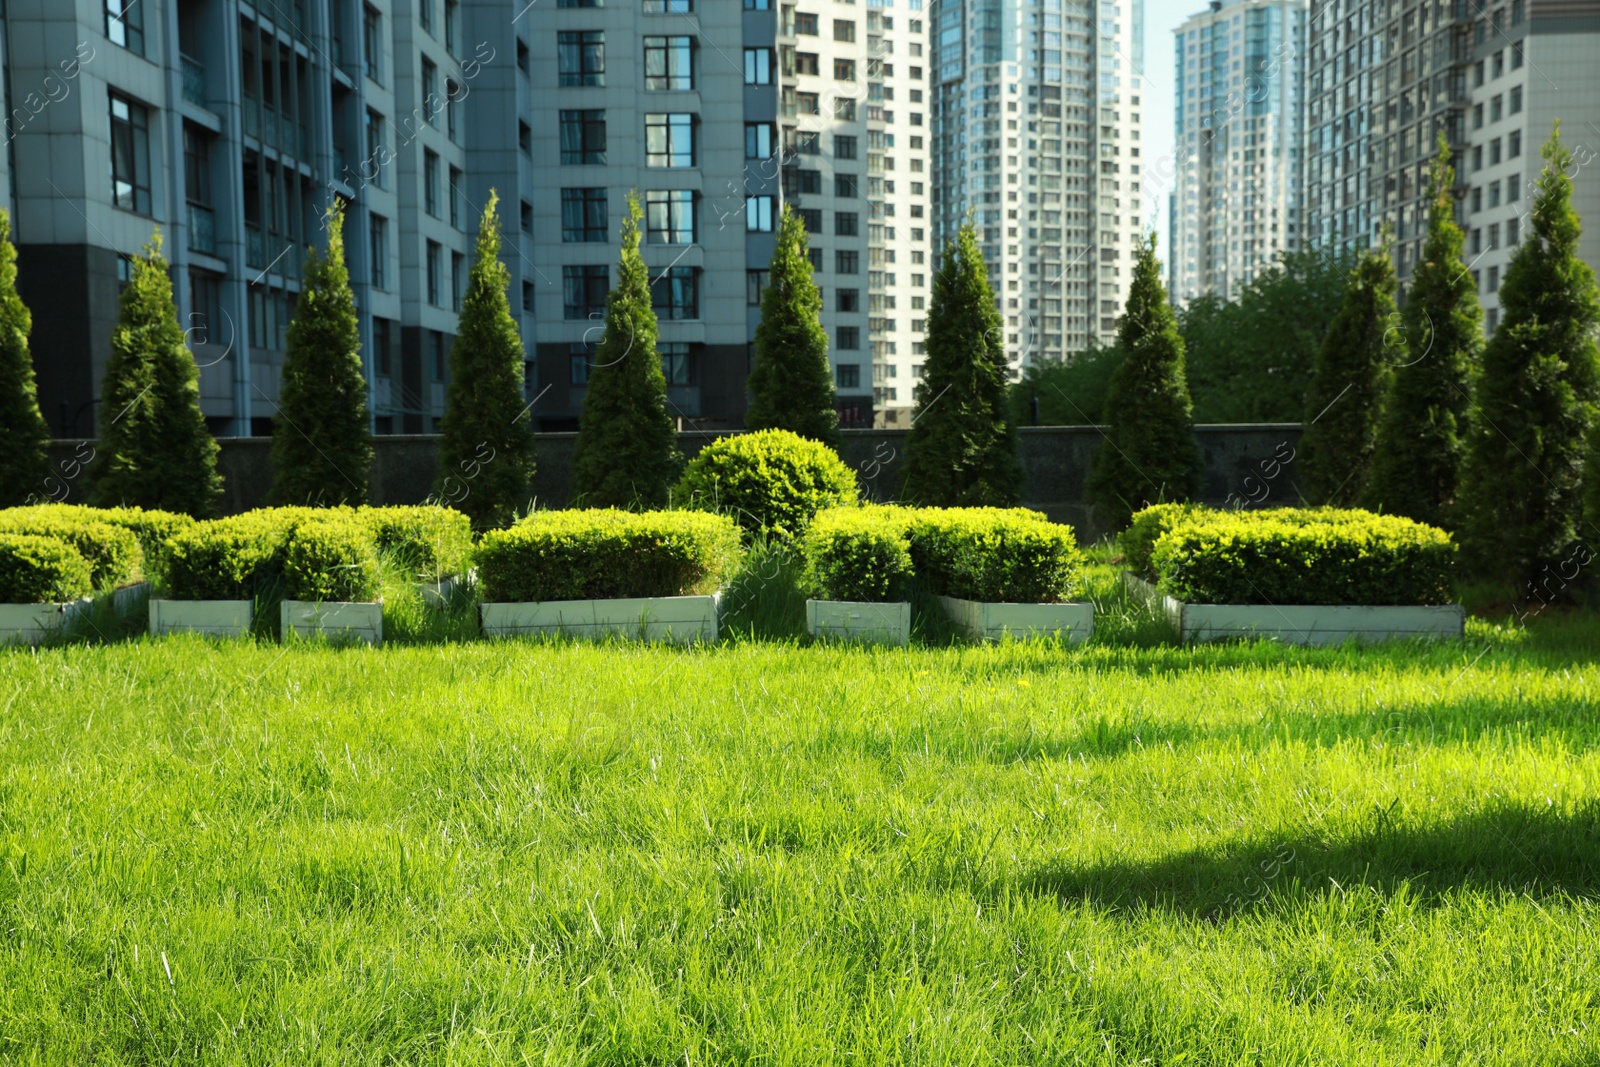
(1149, 507, 1457, 606)
(0, 533, 94, 604)
(359, 505, 473, 580)
(801, 507, 916, 603)
(163, 508, 380, 602)
(475, 510, 743, 603)
(910, 507, 1083, 603)
(0, 508, 144, 590)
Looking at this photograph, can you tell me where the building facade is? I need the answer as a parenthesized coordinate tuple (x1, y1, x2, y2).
(1169, 0, 1306, 303)
(931, 0, 1146, 370)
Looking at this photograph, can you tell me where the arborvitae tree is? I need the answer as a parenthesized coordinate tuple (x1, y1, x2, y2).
(1085, 233, 1201, 529)
(1366, 135, 1482, 528)
(90, 232, 222, 517)
(1298, 236, 1398, 506)
(269, 203, 372, 506)
(1459, 125, 1600, 586)
(901, 222, 1024, 506)
(0, 209, 52, 507)
(437, 191, 537, 530)
(746, 204, 840, 447)
(571, 192, 682, 508)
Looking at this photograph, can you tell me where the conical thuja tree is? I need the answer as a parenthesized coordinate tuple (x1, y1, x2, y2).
(270, 202, 372, 506)
(1459, 124, 1600, 586)
(746, 204, 840, 447)
(1366, 134, 1482, 528)
(90, 232, 223, 517)
(438, 191, 537, 529)
(901, 221, 1024, 506)
(1086, 232, 1201, 529)
(1298, 235, 1397, 506)
(571, 192, 682, 508)
(0, 209, 52, 506)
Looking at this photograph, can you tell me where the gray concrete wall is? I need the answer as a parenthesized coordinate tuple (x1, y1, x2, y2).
(44, 424, 1304, 543)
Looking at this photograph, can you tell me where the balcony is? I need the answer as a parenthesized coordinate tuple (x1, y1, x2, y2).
(187, 204, 216, 255)
(181, 55, 206, 107)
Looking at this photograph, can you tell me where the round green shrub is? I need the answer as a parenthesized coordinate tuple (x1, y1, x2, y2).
(673, 430, 859, 539)
(0, 509, 143, 589)
(282, 517, 381, 602)
(0, 533, 93, 604)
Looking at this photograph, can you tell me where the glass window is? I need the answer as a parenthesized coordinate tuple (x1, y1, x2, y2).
(746, 196, 775, 232)
(652, 268, 700, 320)
(834, 19, 856, 41)
(837, 289, 860, 312)
(645, 113, 696, 167)
(834, 59, 856, 81)
(660, 343, 693, 386)
(837, 328, 860, 351)
(424, 149, 440, 216)
(422, 56, 439, 125)
(110, 94, 151, 215)
(836, 364, 861, 388)
(372, 316, 393, 376)
(365, 109, 386, 188)
(561, 188, 609, 242)
(452, 252, 465, 311)
(794, 12, 818, 34)
(570, 343, 591, 384)
(745, 48, 772, 84)
(835, 135, 857, 160)
(745, 122, 775, 159)
(106, 0, 145, 55)
(747, 270, 768, 305)
(645, 190, 697, 244)
(427, 240, 442, 305)
(644, 36, 695, 91)
(645, 0, 695, 11)
(795, 53, 820, 76)
(836, 250, 859, 274)
(744, 0, 770, 9)
(558, 31, 605, 86)
(560, 110, 606, 164)
(835, 173, 858, 197)
(797, 208, 823, 232)
(563, 265, 610, 320)
(369, 215, 388, 290)
(363, 6, 383, 83)
(835, 212, 859, 236)
(448, 166, 463, 228)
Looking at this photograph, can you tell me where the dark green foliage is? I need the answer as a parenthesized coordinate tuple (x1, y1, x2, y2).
(358, 505, 474, 580)
(1122, 502, 1206, 580)
(800, 506, 916, 602)
(746, 206, 840, 446)
(1087, 234, 1202, 529)
(0, 210, 51, 508)
(0, 511, 142, 589)
(270, 204, 372, 507)
(1299, 241, 1399, 506)
(438, 191, 537, 530)
(673, 429, 859, 539)
(902, 223, 1024, 506)
(1459, 127, 1600, 587)
(282, 517, 380, 602)
(0, 533, 93, 604)
(90, 233, 223, 518)
(474, 509, 743, 602)
(1181, 247, 1359, 422)
(909, 507, 1084, 603)
(1149, 508, 1457, 606)
(571, 194, 683, 508)
(1009, 340, 1125, 426)
(1367, 137, 1482, 528)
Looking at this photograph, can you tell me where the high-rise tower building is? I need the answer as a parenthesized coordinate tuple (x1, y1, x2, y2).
(1169, 0, 1306, 303)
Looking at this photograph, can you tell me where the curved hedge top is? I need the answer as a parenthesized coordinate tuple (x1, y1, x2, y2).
(0, 533, 94, 604)
(358, 505, 473, 580)
(910, 507, 1083, 603)
(475, 509, 743, 602)
(673, 430, 860, 540)
(0, 509, 143, 589)
(1149, 506, 1457, 606)
(162, 507, 384, 601)
(800, 505, 916, 603)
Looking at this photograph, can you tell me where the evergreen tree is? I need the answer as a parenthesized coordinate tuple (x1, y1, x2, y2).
(901, 222, 1024, 506)
(746, 205, 840, 447)
(1459, 125, 1600, 586)
(0, 209, 52, 507)
(571, 193, 682, 508)
(270, 202, 372, 506)
(1366, 135, 1482, 528)
(437, 191, 537, 529)
(1085, 233, 1201, 529)
(1298, 236, 1398, 506)
(90, 232, 223, 517)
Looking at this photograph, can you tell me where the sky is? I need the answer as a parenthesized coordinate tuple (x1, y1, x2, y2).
(1136, 0, 1206, 252)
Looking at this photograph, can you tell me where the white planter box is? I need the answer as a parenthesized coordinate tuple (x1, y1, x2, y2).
(111, 581, 151, 614)
(280, 600, 383, 644)
(149, 598, 254, 638)
(1125, 572, 1463, 644)
(805, 600, 912, 645)
(0, 599, 92, 645)
(938, 595, 1094, 643)
(418, 574, 465, 607)
(481, 594, 721, 644)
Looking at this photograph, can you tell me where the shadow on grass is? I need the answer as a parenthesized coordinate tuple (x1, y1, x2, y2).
(1019, 801, 1600, 918)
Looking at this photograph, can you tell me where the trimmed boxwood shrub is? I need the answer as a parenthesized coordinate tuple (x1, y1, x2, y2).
(1149, 507, 1457, 606)
(673, 430, 859, 539)
(801, 506, 916, 603)
(0, 533, 93, 604)
(359, 505, 473, 579)
(475, 510, 743, 602)
(1123, 503, 1206, 580)
(283, 517, 380, 602)
(910, 507, 1084, 603)
(0, 510, 143, 589)
(161, 507, 365, 600)
(0, 504, 194, 579)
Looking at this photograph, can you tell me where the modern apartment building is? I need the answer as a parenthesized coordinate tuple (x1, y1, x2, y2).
(1169, 0, 1306, 303)
(0, 0, 479, 438)
(931, 0, 1146, 368)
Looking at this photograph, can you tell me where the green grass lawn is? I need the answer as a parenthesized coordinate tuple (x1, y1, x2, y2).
(3, 560, 1599, 1063)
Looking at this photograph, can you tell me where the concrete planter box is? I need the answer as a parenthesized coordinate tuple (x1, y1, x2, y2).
(280, 600, 384, 644)
(0, 599, 92, 646)
(1123, 571, 1463, 645)
(111, 581, 151, 614)
(418, 574, 468, 607)
(937, 595, 1094, 643)
(805, 600, 912, 645)
(149, 598, 254, 638)
(480, 593, 721, 644)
